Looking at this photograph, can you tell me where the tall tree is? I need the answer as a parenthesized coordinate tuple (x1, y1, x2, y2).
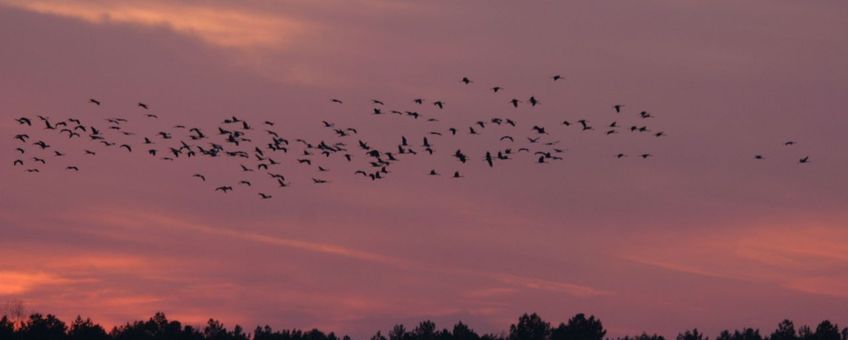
(770, 320, 798, 340)
(551, 313, 606, 340)
(67, 316, 108, 340)
(677, 329, 707, 340)
(812, 321, 841, 340)
(18, 314, 67, 340)
(509, 313, 551, 340)
(452, 321, 481, 340)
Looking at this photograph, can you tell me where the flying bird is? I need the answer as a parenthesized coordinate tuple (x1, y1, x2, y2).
(613, 104, 624, 113)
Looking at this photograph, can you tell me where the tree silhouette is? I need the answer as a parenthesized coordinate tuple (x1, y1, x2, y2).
(509, 313, 550, 340)
(1, 310, 847, 340)
(452, 321, 480, 340)
(372, 330, 388, 340)
(677, 329, 707, 340)
(413, 321, 437, 340)
(809, 321, 842, 340)
(715, 328, 762, 340)
(770, 320, 798, 340)
(550, 313, 606, 340)
(68, 316, 109, 340)
(19, 313, 67, 340)
(0, 316, 14, 339)
(616, 332, 665, 340)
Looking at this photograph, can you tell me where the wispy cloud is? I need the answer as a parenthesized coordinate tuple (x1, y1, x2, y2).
(493, 273, 612, 297)
(618, 221, 848, 298)
(0, 1, 308, 48)
(0, 271, 72, 295)
(80, 208, 409, 266)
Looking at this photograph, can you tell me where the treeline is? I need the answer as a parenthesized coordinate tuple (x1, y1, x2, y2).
(0, 311, 846, 340)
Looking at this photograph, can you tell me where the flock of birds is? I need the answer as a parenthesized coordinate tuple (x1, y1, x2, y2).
(10, 76, 811, 200)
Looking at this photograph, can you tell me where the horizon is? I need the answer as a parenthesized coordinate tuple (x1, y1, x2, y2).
(1, 1, 847, 340)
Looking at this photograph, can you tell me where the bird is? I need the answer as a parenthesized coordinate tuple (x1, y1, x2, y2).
(89, 98, 101, 106)
(492, 86, 502, 93)
(510, 98, 521, 108)
(193, 174, 206, 181)
(13, 159, 23, 166)
(331, 98, 343, 104)
(215, 186, 233, 193)
(784, 141, 796, 146)
(16, 117, 32, 126)
(66, 166, 79, 171)
(433, 101, 445, 109)
(799, 156, 810, 164)
(754, 155, 763, 159)
(613, 104, 624, 113)
(552, 75, 562, 81)
(461, 77, 472, 84)
(528, 96, 539, 107)
(259, 193, 272, 199)
(120, 144, 132, 152)
(138, 102, 148, 109)
(312, 178, 329, 184)
(453, 171, 462, 178)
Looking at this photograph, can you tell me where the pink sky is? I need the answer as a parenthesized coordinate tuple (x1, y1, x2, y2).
(1, 1, 847, 338)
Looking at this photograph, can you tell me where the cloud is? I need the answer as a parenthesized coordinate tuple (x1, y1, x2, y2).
(0, 271, 72, 295)
(0, 1, 308, 49)
(493, 273, 612, 297)
(618, 220, 848, 298)
(77, 208, 409, 266)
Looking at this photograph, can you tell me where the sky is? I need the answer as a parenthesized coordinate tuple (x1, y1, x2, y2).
(1, 0, 847, 338)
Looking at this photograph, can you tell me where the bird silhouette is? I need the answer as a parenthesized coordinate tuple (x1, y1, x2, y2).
(613, 104, 624, 113)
